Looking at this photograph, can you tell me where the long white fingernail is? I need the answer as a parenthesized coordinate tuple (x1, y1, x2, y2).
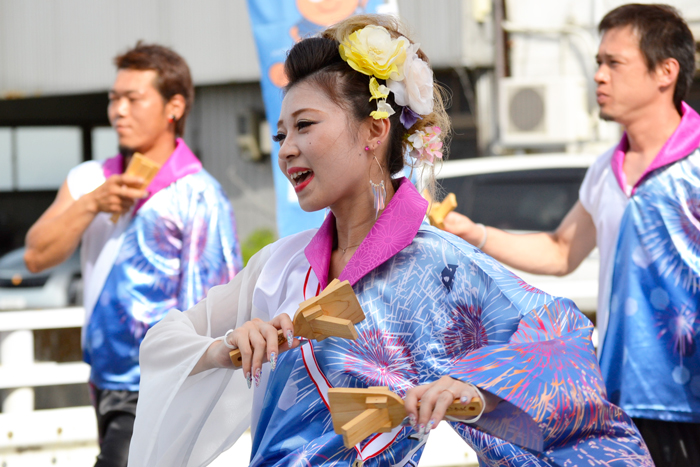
(270, 352, 277, 371)
(245, 372, 251, 389)
(287, 330, 293, 347)
(460, 395, 469, 404)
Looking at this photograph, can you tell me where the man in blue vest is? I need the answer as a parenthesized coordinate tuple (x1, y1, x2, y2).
(445, 5, 699, 466)
(24, 43, 242, 466)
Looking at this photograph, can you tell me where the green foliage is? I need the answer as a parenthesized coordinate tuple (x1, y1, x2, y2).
(241, 228, 276, 266)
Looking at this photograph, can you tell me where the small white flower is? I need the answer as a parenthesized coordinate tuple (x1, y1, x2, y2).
(376, 99, 395, 117)
(370, 99, 396, 120)
(407, 130, 425, 150)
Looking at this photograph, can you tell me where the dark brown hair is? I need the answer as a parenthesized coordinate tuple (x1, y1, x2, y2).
(599, 4, 696, 113)
(283, 14, 450, 191)
(114, 42, 194, 136)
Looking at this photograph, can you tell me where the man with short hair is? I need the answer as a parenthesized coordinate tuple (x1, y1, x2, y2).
(444, 4, 699, 466)
(24, 43, 242, 467)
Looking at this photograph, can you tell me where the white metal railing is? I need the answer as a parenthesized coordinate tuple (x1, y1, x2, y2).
(0, 307, 97, 465)
(0, 307, 478, 466)
(0, 307, 90, 403)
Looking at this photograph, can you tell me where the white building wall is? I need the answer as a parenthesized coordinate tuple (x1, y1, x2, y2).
(506, 0, 700, 82)
(0, 0, 491, 98)
(0, 0, 260, 97)
(398, 0, 494, 68)
(502, 0, 700, 151)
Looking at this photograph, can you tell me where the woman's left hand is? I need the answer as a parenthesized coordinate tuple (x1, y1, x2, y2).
(404, 376, 498, 434)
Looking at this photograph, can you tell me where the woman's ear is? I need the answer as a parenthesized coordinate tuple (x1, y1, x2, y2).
(366, 116, 392, 150)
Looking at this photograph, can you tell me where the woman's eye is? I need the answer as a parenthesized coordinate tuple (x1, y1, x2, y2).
(297, 121, 314, 131)
(272, 133, 286, 143)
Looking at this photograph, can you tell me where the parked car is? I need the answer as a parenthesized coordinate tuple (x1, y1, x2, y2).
(429, 153, 599, 316)
(0, 247, 83, 310)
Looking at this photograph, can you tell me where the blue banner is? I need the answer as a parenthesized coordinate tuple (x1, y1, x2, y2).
(247, 0, 389, 238)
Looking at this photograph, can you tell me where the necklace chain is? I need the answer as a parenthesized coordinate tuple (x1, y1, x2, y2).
(338, 243, 361, 254)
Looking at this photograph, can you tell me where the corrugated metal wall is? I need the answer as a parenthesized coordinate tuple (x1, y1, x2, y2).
(0, 0, 260, 97)
(185, 83, 276, 240)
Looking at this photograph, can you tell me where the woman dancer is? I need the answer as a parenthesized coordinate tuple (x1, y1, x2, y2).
(129, 15, 650, 467)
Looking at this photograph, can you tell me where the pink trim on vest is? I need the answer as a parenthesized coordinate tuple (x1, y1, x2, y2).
(304, 177, 429, 289)
(611, 102, 700, 195)
(102, 154, 123, 178)
(100, 138, 202, 214)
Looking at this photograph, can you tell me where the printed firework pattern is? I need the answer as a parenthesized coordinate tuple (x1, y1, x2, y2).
(451, 300, 651, 466)
(635, 151, 700, 293)
(249, 227, 649, 466)
(85, 170, 242, 391)
(601, 149, 700, 421)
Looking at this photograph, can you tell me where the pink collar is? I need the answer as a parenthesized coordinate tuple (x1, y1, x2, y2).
(101, 138, 202, 214)
(304, 177, 429, 289)
(611, 102, 700, 195)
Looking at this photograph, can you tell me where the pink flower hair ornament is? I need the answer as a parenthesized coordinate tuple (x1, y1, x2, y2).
(406, 126, 443, 166)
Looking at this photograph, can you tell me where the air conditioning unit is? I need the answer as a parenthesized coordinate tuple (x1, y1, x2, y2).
(499, 77, 591, 147)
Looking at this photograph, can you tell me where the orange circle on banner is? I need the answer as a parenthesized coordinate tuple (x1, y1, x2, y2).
(297, 0, 360, 26)
(269, 63, 289, 88)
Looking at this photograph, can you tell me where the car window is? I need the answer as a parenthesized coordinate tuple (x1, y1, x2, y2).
(438, 168, 587, 231)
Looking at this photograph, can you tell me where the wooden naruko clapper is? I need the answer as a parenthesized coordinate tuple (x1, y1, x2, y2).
(328, 386, 483, 448)
(228, 279, 365, 367)
(423, 190, 457, 230)
(111, 153, 161, 223)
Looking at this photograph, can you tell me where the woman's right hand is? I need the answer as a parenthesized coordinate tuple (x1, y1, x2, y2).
(220, 315, 300, 387)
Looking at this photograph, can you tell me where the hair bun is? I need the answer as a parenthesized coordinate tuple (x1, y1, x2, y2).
(284, 37, 344, 87)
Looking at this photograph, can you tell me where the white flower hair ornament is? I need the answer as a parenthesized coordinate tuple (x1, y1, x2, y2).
(387, 43, 434, 117)
(338, 25, 436, 131)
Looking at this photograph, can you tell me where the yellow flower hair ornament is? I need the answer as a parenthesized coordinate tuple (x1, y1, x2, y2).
(339, 25, 409, 81)
(370, 100, 396, 120)
(368, 77, 393, 119)
(339, 25, 434, 122)
(369, 77, 390, 101)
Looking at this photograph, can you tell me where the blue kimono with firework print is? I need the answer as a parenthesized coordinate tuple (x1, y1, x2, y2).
(69, 139, 242, 391)
(244, 178, 651, 466)
(599, 104, 700, 423)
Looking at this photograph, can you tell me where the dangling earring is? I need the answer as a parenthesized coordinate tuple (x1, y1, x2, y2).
(369, 155, 386, 220)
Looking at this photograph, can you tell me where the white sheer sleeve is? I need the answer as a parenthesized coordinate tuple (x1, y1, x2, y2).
(128, 244, 273, 467)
